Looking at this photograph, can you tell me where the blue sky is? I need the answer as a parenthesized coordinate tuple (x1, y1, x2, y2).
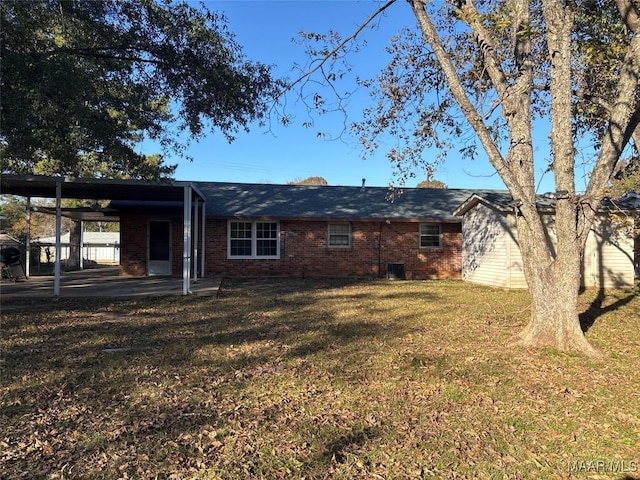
(164, 1, 556, 191)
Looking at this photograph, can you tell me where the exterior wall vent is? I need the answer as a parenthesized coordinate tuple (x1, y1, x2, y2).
(386, 262, 405, 280)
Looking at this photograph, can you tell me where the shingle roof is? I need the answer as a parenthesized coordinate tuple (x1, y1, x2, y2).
(187, 182, 507, 221)
(452, 190, 639, 216)
(452, 191, 553, 216)
(0, 233, 23, 247)
(109, 182, 504, 221)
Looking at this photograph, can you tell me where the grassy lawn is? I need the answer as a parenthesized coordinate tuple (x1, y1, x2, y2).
(1, 278, 639, 479)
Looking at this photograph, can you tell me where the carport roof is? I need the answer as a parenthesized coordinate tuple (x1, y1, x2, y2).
(0, 174, 203, 202)
(31, 205, 121, 222)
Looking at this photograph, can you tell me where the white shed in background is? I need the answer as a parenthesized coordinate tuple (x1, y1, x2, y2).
(35, 231, 120, 265)
(454, 193, 637, 289)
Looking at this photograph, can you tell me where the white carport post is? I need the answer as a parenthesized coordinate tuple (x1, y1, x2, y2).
(193, 197, 199, 282)
(182, 184, 192, 295)
(79, 221, 84, 270)
(25, 197, 31, 278)
(54, 181, 62, 297)
(200, 200, 206, 277)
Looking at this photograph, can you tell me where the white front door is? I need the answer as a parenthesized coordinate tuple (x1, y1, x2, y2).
(148, 220, 171, 275)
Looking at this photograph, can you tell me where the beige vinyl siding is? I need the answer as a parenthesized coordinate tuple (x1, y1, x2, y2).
(583, 216, 635, 288)
(461, 203, 513, 288)
(540, 213, 634, 288)
(505, 214, 527, 288)
(462, 204, 636, 289)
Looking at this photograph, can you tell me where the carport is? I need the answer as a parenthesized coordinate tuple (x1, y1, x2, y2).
(0, 174, 206, 296)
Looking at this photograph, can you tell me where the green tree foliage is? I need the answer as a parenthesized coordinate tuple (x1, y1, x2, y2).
(0, 196, 73, 241)
(0, 0, 283, 179)
(611, 157, 640, 195)
(0, 196, 28, 234)
(287, 176, 329, 185)
(573, 1, 638, 145)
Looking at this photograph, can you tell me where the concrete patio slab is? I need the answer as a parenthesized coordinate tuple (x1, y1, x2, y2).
(0, 266, 221, 300)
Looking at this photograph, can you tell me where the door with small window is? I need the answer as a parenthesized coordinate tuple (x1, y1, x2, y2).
(148, 220, 172, 275)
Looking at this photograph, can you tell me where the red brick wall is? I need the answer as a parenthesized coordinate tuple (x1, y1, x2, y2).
(119, 214, 148, 276)
(205, 219, 462, 279)
(171, 221, 183, 275)
(120, 216, 463, 279)
(120, 215, 192, 276)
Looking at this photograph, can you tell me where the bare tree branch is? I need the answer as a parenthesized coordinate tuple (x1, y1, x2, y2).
(584, 33, 640, 203)
(43, 47, 169, 67)
(408, 0, 527, 199)
(284, 0, 397, 92)
(455, 0, 511, 101)
(615, 0, 640, 33)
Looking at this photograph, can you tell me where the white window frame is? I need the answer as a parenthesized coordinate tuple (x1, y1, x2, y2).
(227, 220, 280, 259)
(419, 223, 442, 248)
(328, 222, 352, 248)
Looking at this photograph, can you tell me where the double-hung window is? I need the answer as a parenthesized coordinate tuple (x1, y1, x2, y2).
(228, 221, 279, 259)
(328, 223, 351, 248)
(419, 224, 442, 248)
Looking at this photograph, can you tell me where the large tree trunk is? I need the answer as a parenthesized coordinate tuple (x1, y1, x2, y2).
(514, 265, 598, 356)
(507, 1, 599, 358)
(407, 0, 636, 356)
(512, 212, 601, 357)
(67, 220, 82, 270)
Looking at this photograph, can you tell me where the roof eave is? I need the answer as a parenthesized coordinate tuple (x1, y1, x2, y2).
(453, 194, 510, 217)
(214, 215, 461, 223)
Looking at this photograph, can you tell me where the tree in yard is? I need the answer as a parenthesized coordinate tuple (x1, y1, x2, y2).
(0, 197, 28, 234)
(610, 156, 640, 197)
(416, 178, 448, 188)
(287, 176, 329, 185)
(0, 0, 283, 180)
(0, 196, 73, 241)
(417, 166, 447, 188)
(294, 0, 640, 355)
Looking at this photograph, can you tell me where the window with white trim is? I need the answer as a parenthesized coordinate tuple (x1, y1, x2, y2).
(228, 221, 279, 258)
(328, 223, 351, 248)
(419, 224, 442, 248)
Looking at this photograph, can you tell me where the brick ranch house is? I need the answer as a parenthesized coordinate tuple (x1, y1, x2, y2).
(112, 182, 486, 280)
(1, 175, 636, 289)
(111, 181, 637, 288)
